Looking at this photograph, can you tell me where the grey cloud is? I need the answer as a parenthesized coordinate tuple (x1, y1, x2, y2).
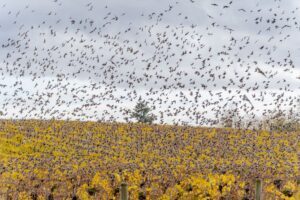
(0, 0, 299, 125)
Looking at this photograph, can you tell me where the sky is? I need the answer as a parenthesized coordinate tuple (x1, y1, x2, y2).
(0, 0, 299, 126)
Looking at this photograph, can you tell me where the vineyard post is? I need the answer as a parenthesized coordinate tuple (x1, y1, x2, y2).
(120, 182, 128, 200)
(255, 179, 263, 200)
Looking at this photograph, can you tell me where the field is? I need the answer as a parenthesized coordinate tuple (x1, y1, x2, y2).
(0, 120, 299, 199)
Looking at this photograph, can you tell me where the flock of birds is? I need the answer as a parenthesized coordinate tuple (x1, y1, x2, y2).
(0, 0, 299, 126)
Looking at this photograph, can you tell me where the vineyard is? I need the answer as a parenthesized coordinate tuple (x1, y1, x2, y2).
(0, 120, 299, 199)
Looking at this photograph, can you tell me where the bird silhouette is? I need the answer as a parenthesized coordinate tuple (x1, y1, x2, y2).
(0, 0, 298, 127)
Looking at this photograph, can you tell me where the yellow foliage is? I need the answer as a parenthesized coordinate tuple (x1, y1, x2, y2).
(76, 183, 91, 200)
(0, 120, 298, 199)
(18, 191, 31, 200)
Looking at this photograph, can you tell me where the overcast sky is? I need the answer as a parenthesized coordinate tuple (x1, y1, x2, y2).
(0, 0, 299, 125)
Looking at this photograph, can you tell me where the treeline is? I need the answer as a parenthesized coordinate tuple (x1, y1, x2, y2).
(219, 108, 300, 132)
(128, 99, 300, 131)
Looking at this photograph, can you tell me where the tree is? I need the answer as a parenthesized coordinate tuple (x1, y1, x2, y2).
(219, 108, 236, 128)
(267, 109, 300, 132)
(130, 100, 156, 124)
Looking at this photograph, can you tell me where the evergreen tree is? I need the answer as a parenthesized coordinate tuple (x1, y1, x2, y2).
(130, 100, 156, 124)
